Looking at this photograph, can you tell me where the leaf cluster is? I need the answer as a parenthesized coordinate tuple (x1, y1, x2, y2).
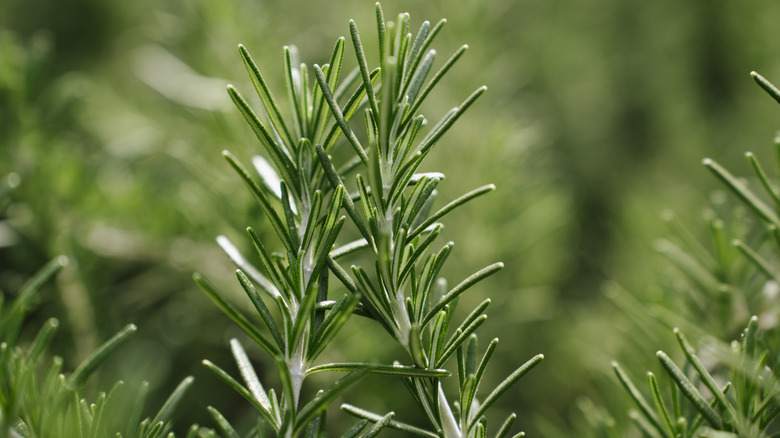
(608, 72, 780, 438)
(196, 3, 542, 437)
(0, 180, 204, 438)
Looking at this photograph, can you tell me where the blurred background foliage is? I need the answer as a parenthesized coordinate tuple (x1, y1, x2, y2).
(2, 0, 780, 435)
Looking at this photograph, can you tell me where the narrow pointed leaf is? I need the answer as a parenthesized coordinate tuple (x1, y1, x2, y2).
(752, 71, 780, 104)
(67, 324, 136, 390)
(471, 354, 544, 429)
(703, 157, 780, 228)
(306, 362, 449, 378)
(656, 350, 722, 429)
(409, 185, 495, 240)
(341, 404, 438, 437)
(423, 263, 503, 326)
(294, 369, 371, 436)
(194, 273, 281, 357)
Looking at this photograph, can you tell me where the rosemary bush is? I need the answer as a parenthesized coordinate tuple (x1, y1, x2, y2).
(0, 176, 203, 437)
(599, 73, 780, 438)
(195, 4, 542, 437)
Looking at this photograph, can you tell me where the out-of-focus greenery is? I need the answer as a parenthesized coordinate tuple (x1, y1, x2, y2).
(2, 0, 780, 435)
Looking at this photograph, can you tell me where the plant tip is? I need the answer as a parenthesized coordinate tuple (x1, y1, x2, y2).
(56, 255, 69, 266)
(701, 157, 713, 165)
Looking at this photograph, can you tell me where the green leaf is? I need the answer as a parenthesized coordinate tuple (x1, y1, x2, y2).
(349, 19, 379, 126)
(300, 190, 323, 253)
(315, 144, 372, 242)
(238, 44, 295, 148)
(703, 157, 780, 229)
(151, 376, 194, 426)
(341, 404, 438, 437)
(656, 350, 722, 429)
(308, 293, 360, 361)
(194, 273, 281, 358)
(474, 337, 499, 399)
(207, 406, 241, 438)
(494, 413, 517, 438)
(312, 38, 346, 140)
(331, 239, 370, 259)
(732, 239, 780, 282)
(225, 87, 297, 186)
(1, 255, 68, 344)
(469, 354, 544, 431)
(418, 85, 486, 155)
(294, 368, 371, 436)
(364, 411, 396, 438)
(289, 278, 319, 354)
(313, 65, 368, 165)
(236, 269, 285, 351)
(340, 420, 369, 438)
(230, 339, 273, 414)
(406, 43, 466, 123)
(423, 262, 503, 326)
(224, 151, 295, 251)
(746, 151, 780, 209)
(246, 227, 288, 299)
(612, 361, 666, 436)
(67, 324, 136, 390)
(409, 184, 495, 240)
(126, 381, 149, 438)
(436, 315, 487, 369)
(25, 317, 58, 364)
(672, 328, 736, 423)
(202, 360, 279, 428)
(751, 71, 780, 104)
(306, 362, 449, 378)
(647, 372, 675, 438)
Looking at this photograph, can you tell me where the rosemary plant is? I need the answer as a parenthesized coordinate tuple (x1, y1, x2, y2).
(609, 72, 780, 438)
(0, 176, 202, 438)
(197, 3, 542, 437)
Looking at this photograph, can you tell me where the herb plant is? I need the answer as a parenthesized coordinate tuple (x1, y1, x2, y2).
(195, 3, 543, 437)
(0, 176, 202, 438)
(607, 72, 780, 438)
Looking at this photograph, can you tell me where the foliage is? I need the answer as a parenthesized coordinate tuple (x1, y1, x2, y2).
(604, 72, 780, 438)
(3, 0, 780, 437)
(195, 3, 542, 437)
(0, 181, 204, 437)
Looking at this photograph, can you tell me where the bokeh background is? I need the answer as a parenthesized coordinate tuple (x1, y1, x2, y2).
(2, 0, 780, 435)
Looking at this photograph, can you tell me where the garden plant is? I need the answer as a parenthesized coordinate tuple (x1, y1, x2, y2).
(194, 3, 543, 437)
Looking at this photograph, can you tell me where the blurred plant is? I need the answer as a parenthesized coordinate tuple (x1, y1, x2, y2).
(605, 72, 780, 437)
(0, 177, 204, 437)
(196, 3, 542, 437)
(613, 317, 780, 438)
